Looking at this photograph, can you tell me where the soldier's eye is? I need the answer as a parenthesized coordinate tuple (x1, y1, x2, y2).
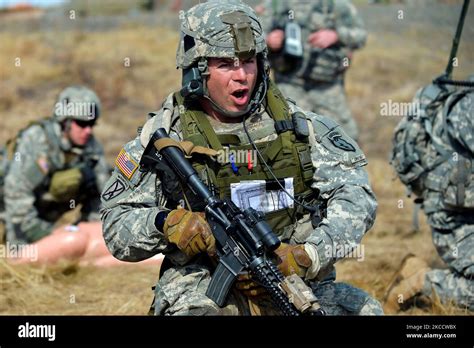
(218, 61, 232, 68)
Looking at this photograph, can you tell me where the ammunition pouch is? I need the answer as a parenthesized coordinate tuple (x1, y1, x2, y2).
(302, 46, 350, 83)
(49, 168, 83, 202)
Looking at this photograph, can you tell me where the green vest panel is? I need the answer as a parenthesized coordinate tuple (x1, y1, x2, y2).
(174, 84, 317, 235)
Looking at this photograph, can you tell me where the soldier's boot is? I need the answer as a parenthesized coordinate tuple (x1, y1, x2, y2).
(383, 254, 431, 314)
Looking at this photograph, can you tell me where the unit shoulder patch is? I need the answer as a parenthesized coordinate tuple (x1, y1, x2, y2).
(102, 178, 126, 201)
(328, 131, 356, 152)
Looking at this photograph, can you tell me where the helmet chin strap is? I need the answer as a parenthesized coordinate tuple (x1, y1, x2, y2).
(62, 119, 72, 132)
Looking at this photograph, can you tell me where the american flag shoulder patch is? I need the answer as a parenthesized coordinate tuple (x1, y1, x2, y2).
(36, 156, 49, 175)
(115, 148, 138, 180)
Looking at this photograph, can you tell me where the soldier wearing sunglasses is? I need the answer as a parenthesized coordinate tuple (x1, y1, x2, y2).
(0, 86, 139, 266)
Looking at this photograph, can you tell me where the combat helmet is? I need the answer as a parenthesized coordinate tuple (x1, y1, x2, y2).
(176, 0, 269, 118)
(53, 86, 101, 123)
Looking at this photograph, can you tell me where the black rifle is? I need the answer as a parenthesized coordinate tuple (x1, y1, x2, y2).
(434, 0, 473, 88)
(140, 128, 325, 316)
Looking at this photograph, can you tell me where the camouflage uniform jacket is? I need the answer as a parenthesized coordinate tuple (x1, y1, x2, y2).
(4, 118, 110, 243)
(264, 0, 367, 85)
(101, 92, 377, 278)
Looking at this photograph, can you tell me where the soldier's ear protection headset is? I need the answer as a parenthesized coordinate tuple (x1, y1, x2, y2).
(180, 56, 206, 100)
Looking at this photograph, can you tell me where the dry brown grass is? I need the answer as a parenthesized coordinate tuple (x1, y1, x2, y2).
(0, 9, 472, 315)
(0, 26, 180, 159)
(0, 259, 159, 315)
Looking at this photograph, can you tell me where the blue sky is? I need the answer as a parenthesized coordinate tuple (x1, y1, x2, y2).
(0, 0, 66, 8)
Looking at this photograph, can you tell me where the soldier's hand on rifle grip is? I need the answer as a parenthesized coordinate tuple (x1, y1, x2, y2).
(275, 243, 312, 278)
(235, 272, 266, 297)
(163, 208, 216, 258)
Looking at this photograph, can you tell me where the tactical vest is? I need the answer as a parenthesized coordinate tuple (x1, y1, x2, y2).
(271, 0, 350, 83)
(173, 84, 317, 235)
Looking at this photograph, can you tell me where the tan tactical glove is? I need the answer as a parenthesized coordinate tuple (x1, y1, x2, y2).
(274, 243, 312, 278)
(49, 168, 82, 202)
(163, 209, 216, 258)
(235, 272, 266, 297)
(236, 243, 314, 297)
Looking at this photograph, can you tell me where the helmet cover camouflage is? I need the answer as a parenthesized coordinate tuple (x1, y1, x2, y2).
(176, 0, 267, 69)
(53, 86, 101, 123)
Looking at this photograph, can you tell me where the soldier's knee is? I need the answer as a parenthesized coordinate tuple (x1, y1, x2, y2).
(167, 299, 229, 316)
(152, 264, 244, 316)
(154, 287, 240, 316)
(57, 231, 89, 258)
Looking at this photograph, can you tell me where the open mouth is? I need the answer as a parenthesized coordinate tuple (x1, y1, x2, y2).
(230, 88, 249, 105)
(232, 90, 246, 98)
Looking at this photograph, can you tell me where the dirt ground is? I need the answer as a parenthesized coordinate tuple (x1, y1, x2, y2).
(0, 0, 473, 315)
